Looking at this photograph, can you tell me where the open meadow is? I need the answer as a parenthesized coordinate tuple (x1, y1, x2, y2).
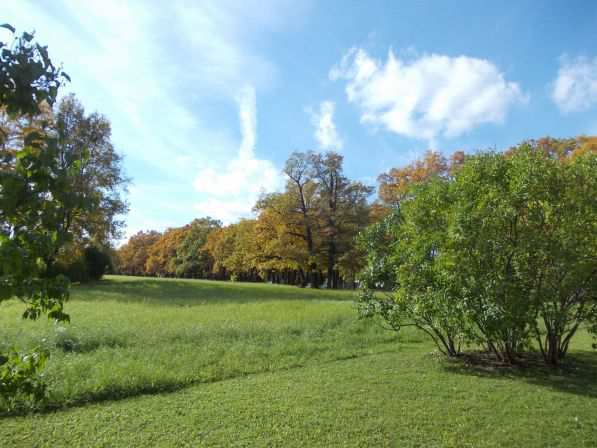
(2, 4, 597, 447)
(1, 276, 596, 447)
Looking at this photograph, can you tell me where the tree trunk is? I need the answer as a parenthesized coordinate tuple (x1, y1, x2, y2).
(298, 268, 306, 287)
(327, 241, 336, 288)
(544, 331, 564, 366)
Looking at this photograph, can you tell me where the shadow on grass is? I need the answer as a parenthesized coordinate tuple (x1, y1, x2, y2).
(72, 276, 357, 306)
(1, 380, 193, 418)
(441, 350, 597, 399)
(1, 348, 400, 418)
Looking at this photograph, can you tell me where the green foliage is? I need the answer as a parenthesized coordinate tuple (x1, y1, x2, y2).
(0, 24, 74, 408)
(590, 318, 597, 350)
(449, 151, 537, 360)
(53, 94, 129, 246)
(357, 207, 400, 291)
(0, 25, 69, 116)
(451, 146, 597, 363)
(0, 347, 47, 412)
(359, 142, 597, 364)
(84, 246, 112, 281)
(174, 218, 221, 278)
(0, 25, 73, 323)
(358, 184, 469, 357)
(53, 246, 112, 283)
(395, 178, 471, 357)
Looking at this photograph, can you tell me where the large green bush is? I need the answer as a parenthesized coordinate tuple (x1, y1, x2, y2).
(359, 143, 597, 365)
(83, 246, 112, 281)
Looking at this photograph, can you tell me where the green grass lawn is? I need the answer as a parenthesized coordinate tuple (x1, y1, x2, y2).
(1, 276, 596, 447)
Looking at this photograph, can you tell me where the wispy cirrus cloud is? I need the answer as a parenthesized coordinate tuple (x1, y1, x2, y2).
(4, 0, 303, 237)
(311, 101, 343, 151)
(330, 48, 527, 143)
(193, 86, 282, 223)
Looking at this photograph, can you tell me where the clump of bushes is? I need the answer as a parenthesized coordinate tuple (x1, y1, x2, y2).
(54, 246, 113, 283)
(359, 142, 597, 366)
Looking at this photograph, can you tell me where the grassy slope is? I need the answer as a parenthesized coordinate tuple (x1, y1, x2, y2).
(1, 276, 596, 447)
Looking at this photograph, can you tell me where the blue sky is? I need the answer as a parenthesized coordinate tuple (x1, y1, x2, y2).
(5, 0, 597, 239)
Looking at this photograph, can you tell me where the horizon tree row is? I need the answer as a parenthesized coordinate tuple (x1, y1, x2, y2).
(118, 141, 480, 287)
(116, 151, 374, 288)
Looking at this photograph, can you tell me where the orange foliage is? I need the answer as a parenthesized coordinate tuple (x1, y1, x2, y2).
(506, 136, 597, 161)
(378, 150, 465, 206)
(117, 231, 161, 276)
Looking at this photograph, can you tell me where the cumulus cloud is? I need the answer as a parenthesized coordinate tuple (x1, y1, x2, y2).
(551, 56, 597, 113)
(330, 48, 527, 141)
(311, 101, 343, 150)
(193, 86, 282, 223)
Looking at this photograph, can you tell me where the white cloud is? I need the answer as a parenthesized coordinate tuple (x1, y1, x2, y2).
(193, 198, 257, 225)
(193, 86, 282, 223)
(11, 0, 282, 171)
(330, 48, 527, 142)
(551, 56, 597, 113)
(311, 101, 343, 150)
(4, 0, 301, 237)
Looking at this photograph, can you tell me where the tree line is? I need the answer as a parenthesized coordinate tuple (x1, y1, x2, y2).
(117, 151, 374, 288)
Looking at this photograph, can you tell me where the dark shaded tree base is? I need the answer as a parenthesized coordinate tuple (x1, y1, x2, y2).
(438, 349, 585, 372)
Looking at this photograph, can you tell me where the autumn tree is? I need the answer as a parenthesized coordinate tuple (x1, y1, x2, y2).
(308, 151, 373, 288)
(53, 94, 129, 247)
(1, 91, 128, 284)
(117, 231, 162, 276)
(203, 226, 235, 280)
(506, 135, 597, 161)
(116, 151, 372, 289)
(145, 227, 186, 276)
(282, 152, 319, 284)
(203, 219, 260, 281)
(251, 151, 374, 288)
(377, 149, 465, 206)
(253, 191, 313, 285)
(174, 217, 221, 278)
(224, 219, 261, 281)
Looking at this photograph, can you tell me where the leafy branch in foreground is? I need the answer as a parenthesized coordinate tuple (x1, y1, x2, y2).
(0, 23, 69, 116)
(0, 348, 47, 412)
(1, 24, 71, 407)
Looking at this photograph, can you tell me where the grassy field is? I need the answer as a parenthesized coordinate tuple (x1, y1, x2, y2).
(1, 276, 596, 447)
